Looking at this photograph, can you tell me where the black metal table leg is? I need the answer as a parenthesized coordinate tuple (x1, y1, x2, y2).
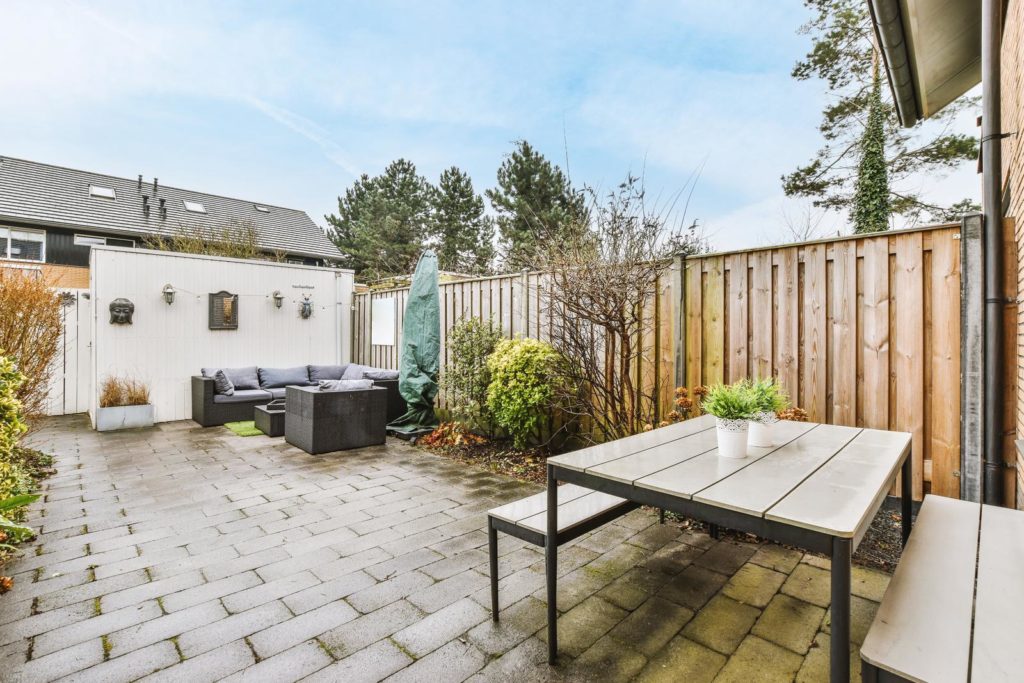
(709, 523, 720, 539)
(546, 463, 558, 665)
(488, 518, 499, 621)
(831, 536, 852, 683)
(901, 451, 913, 546)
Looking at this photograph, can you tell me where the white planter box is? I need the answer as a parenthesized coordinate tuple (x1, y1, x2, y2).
(95, 404, 155, 432)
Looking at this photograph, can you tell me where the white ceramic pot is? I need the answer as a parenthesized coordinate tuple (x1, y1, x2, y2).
(95, 404, 154, 432)
(715, 418, 749, 459)
(748, 411, 778, 448)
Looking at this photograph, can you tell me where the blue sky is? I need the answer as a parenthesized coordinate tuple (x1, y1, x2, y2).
(0, 1, 980, 252)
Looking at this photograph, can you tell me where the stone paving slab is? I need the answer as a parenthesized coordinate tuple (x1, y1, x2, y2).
(0, 416, 894, 682)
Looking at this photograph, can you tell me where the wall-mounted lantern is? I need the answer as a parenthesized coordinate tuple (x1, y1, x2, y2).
(162, 284, 176, 305)
(299, 295, 313, 319)
(272, 290, 285, 308)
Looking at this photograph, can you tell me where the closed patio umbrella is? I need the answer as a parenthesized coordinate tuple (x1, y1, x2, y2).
(387, 250, 440, 435)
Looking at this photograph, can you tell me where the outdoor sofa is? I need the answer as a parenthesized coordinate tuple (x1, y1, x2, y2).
(191, 363, 404, 427)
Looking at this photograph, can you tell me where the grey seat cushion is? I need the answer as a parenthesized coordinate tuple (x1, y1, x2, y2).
(212, 389, 272, 404)
(203, 366, 260, 390)
(362, 368, 399, 381)
(318, 379, 374, 392)
(258, 366, 312, 389)
(268, 388, 287, 399)
(309, 364, 349, 382)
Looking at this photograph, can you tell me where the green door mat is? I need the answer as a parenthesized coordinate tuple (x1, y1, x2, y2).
(224, 421, 263, 437)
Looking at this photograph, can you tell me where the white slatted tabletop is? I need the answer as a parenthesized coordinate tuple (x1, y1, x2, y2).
(972, 504, 1024, 682)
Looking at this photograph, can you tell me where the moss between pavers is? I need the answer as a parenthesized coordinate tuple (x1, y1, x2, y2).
(851, 565, 890, 602)
(722, 563, 787, 608)
(749, 544, 803, 574)
(608, 596, 694, 657)
(634, 636, 725, 683)
(680, 594, 760, 655)
(796, 631, 861, 682)
(714, 634, 804, 682)
(536, 595, 628, 658)
(751, 593, 826, 655)
(822, 594, 880, 646)
(781, 562, 832, 608)
(657, 565, 729, 611)
(568, 634, 647, 683)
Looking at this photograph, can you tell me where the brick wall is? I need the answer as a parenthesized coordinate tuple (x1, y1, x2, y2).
(1003, 0, 1024, 509)
(0, 260, 90, 288)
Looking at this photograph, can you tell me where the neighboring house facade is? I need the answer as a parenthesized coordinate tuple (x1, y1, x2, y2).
(0, 156, 342, 288)
(869, 0, 1022, 508)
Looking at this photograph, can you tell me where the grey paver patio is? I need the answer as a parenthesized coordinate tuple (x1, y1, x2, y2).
(0, 415, 893, 681)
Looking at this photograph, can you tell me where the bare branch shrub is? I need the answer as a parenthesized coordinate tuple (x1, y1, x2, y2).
(143, 219, 286, 261)
(540, 175, 704, 443)
(0, 269, 62, 420)
(98, 376, 150, 408)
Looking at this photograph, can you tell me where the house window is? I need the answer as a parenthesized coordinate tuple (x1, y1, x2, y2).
(74, 234, 136, 248)
(88, 185, 116, 200)
(0, 227, 45, 262)
(209, 291, 238, 330)
(183, 200, 207, 214)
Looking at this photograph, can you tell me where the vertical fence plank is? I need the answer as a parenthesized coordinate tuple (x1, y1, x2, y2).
(776, 247, 799, 400)
(802, 244, 828, 422)
(831, 241, 857, 425)
(894, 232, 925, 499)
(726, 253, 748, 382)
(751, 250, 773, 379)
(930, 230, 961, 497)
(862, 238, 890, 430)
(685, 260, 703, 390)
(703, 257, 725, 385)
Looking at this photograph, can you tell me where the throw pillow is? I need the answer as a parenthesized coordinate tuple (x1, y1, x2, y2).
(213, 370, 235, 396)
(362, 368, 399, 381)
(341, 364, 370, 380)
(318, 379, 374, 392)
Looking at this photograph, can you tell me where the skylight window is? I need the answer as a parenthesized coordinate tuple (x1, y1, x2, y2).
(88, 185, 116, 200)
(254, 205, 270, 213)
(183, 200, 207, 214)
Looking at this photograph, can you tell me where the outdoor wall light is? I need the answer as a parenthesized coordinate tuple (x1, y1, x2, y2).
(272, 290, 285, 308)
(161, 284, 176, 305)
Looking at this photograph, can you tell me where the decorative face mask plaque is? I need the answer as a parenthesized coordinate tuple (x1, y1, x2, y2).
(109, 298, 135, 325)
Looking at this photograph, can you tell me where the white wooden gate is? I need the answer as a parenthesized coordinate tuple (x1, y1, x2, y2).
(45, 289, 92, 416)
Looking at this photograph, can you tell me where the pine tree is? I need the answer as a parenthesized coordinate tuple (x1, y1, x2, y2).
(485, 141, 586, 271)
(851, 61, 890, 233)
(432, 167, 495, 274)
(784, 0, 978, 223)
(326, 159, 434, 280)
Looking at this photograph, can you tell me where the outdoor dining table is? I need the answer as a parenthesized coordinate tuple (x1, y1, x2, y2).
(544, 414, 913, 683)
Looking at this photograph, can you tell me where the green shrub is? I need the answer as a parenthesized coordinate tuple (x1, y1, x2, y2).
(0, 354, 27, 463)
(486, 338, 560, 448)
(0, 462, 32, 522)
(701, 382, 757, 421)
(441, 317, 503, 434)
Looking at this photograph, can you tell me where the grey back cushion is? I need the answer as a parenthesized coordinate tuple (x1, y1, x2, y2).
(362, 368, 399, 381)
(341, 363, 371, 380)
(318, 379, 374, 392)
(258, 366, 311, 389)
(308, 364, 349, 382)
(213, 370, 235, 396)
(202, 366, 259, 390)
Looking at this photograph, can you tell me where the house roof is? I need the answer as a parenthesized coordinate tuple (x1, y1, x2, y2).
(0, 156, 343, 261)
(868, 0, 980, 127)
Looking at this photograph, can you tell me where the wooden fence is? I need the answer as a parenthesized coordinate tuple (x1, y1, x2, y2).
(353, 224, 966, 500)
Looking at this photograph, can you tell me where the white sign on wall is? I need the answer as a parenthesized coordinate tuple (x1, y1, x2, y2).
(371, 297, 396, 346)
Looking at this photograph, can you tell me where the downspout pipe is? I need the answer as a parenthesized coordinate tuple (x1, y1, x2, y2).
(982, 0, 1005, 506)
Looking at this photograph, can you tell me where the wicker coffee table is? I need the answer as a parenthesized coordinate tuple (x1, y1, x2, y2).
(254, 403, 285, 437)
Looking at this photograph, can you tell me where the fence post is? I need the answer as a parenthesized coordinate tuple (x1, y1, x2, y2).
(671, 254, 685, 390)
(519, 269, 529, 336)
(960, 213, 984, 502)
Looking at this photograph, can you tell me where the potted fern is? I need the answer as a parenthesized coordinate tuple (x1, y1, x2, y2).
(747, 378, 791, 448)
(701, 382, 757, 459)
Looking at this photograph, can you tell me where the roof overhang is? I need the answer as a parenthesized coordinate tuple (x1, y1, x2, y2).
(868, 0, 981, 127)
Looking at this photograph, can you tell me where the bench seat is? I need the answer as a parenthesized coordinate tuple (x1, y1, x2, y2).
(487, 485, 638, 618)
(860, 496, 978, 682)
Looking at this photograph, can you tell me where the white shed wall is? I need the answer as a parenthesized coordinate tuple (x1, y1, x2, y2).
(90, 247, 353, 424)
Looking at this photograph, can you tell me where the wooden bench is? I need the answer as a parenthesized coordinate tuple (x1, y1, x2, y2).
(487, 485, 638, 619)
(861, 495, 1024, 682)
